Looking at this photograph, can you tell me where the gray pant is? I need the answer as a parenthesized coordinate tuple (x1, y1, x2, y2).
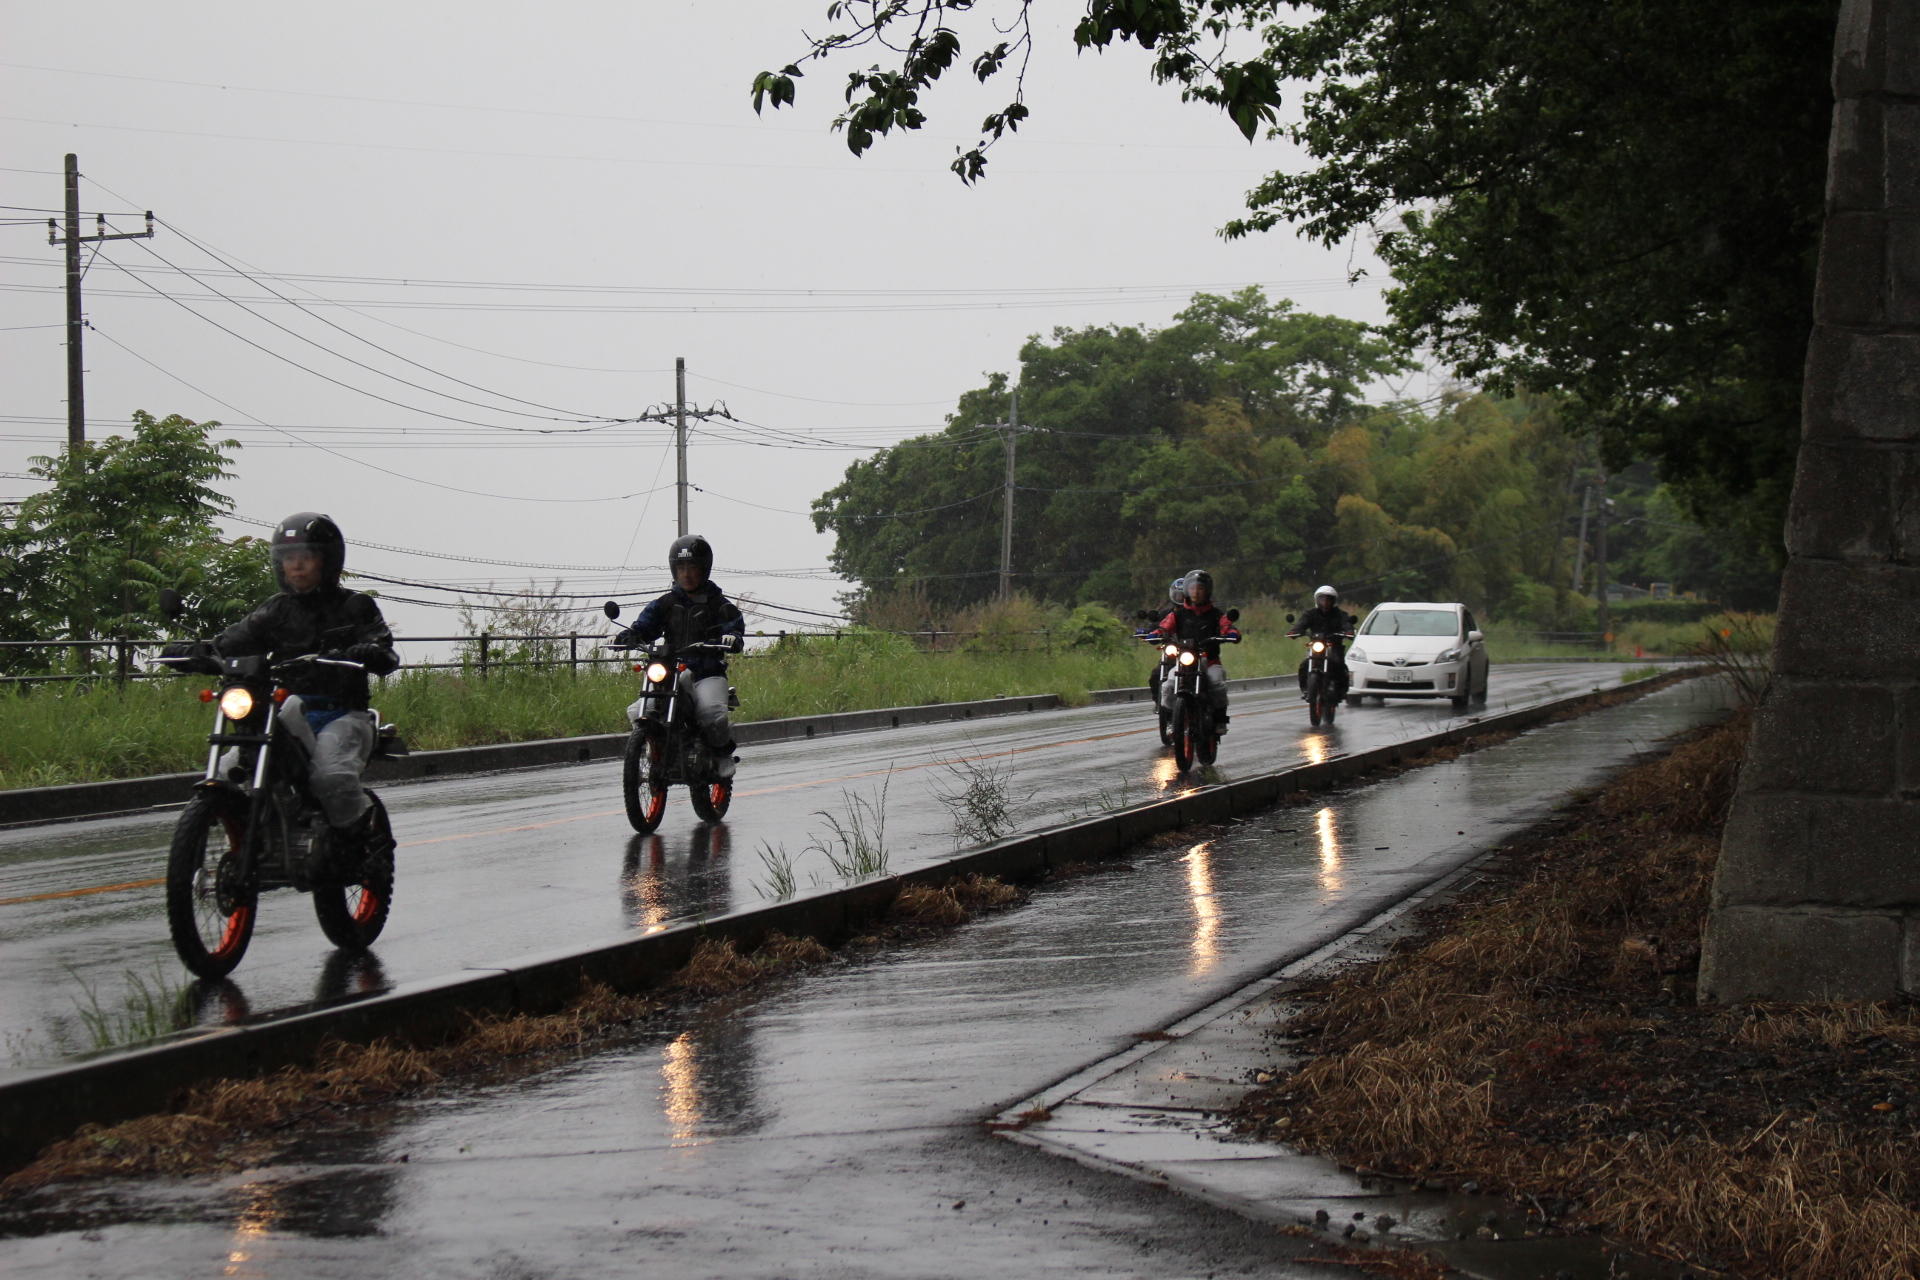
(218, 700, 374, 828)
(628, 672, 732, 748)
(1160, 663, 1229, 713)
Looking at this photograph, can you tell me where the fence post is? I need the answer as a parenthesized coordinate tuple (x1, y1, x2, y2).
(115, 636, 131, 687)
(570, 633, 578, 677)
(479, 632, 490, 680)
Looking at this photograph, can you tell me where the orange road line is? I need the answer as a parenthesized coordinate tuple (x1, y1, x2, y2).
(1, 876, 166, 906)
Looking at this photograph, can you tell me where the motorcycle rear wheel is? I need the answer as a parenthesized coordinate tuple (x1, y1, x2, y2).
(166, 790, 257, 979)
(622, 725, 669, 834)
(313, 791, 394, 950)
(689, 779, 733, 822)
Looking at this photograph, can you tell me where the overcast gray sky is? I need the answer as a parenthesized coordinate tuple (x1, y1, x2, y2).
(2, 1, 1398, 644)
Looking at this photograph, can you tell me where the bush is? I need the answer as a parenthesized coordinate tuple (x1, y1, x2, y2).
(1607, 598, 1722, 625)
(1058, 604, 1129, 653)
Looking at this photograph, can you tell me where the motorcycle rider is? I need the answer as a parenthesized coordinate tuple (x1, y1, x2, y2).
(1151, 568, 1240, 732)
(162, 512, 400, 859)
(1141, 575, 1189, 709)
(612, 533, 747, 780)
(1287, 584, 1354, 701)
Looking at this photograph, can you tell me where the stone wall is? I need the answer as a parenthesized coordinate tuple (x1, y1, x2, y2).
(1699, 0, 1920, 1002)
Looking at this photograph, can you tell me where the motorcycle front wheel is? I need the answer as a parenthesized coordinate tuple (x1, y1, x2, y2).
(1306, 674, 1323, 727)
(166, 790, 257, 979)
(1170, 700, 1195, 772)
(1196, 708, 1218, 765)
(314, 791, 394, 950)
(622, 724, 669, 834)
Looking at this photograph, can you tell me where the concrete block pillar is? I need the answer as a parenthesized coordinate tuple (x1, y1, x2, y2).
(1699, 0, 1920, 1002)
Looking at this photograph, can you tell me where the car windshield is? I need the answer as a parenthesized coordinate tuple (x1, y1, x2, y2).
(1362, 609, 1459, 638)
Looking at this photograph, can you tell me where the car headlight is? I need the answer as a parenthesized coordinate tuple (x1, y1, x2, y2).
(644, 661, 670, 684)
(1177, 650, 1197, 667)
(218, 687, 255, 720)
(1347, 646, 1367, 664)
(1435, 645, 1464, 664)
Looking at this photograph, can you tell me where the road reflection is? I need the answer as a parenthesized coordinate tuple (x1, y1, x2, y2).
(314, 950, 388, 1005)
(621, 825, 733, 933)
(1315, 806, 1344, 893)
(1181, 840, 1219, 977)
(656, 1014, 766, 1148)
(1301, 732, 1333, 766)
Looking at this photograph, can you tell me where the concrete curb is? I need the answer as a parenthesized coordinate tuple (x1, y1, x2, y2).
(0, 671, 1688, 1175)
(0, 678, 1293, 828)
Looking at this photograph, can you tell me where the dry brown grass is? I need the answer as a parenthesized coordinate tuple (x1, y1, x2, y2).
(1234, 709, 1920, 1279)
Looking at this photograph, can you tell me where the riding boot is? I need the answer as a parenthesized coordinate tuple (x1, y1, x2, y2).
(712, 739, 738, 780)
(320, 806, 376, 881)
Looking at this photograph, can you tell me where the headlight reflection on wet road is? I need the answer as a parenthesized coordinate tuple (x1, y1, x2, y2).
(1181, 840, 1219, 976)
(1315, 806, 1343, 893)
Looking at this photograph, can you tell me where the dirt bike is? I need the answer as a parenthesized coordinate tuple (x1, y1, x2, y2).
(153, 611, 408, 980)
(1144, 610, 1240, 772)
(603, 601, 740, 834)
(1287, 617, 1354, 728)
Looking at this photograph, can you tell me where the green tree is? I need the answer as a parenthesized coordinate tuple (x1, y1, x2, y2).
(760, 0, 1832, 583)
(0, 412, 270, 672)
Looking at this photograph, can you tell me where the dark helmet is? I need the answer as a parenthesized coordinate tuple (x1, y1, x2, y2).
(271, 511, 345, 593)
(669, 533, 714, 579)
(1185, 569, 1213, 594)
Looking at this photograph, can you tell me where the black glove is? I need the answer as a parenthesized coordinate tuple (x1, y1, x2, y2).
(720, 633, 745, 653)
(160, 640, 218, 671)
(344, 643, 387, 666)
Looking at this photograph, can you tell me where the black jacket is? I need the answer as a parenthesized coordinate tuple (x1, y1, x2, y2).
(1288, 605, 1352, 638)
(215, 586, 399, 709)
(617, 579, 745, 680)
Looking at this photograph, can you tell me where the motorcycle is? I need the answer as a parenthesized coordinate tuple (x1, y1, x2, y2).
(1287, 614, 1355, 728)
(603, 601, 739, 834)
(1144, 608, 1240, 772)
(152, 591, 408, 979)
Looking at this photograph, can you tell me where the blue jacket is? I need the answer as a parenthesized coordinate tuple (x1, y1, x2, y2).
(618, 579, 745, 679)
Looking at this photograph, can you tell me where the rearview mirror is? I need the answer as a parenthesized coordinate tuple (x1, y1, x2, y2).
(158, 588, 185, 621)
(1134, 610, 1154, 621)
(1468, 629, 1484, 643)
(603, 600, 622, 620)
(1226, 608, 1240, 622)
(1285, 613, 1296, 624)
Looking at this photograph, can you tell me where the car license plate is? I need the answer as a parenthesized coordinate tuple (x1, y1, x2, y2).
(1390, 670, 1411, 683)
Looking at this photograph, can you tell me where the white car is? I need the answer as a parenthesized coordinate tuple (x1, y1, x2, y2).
(1345, 601, 1490, 709)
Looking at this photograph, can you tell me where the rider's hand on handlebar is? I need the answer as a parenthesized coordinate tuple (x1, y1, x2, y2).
(719, 633, 745, 653)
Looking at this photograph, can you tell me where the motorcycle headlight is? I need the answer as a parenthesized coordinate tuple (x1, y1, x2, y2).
(1347, 646, 1367, 664)
(1177, 650, 1197, 667)
(1310, 640, 1327, 655)
(644, 661, 671, 684)
(1163, 644, 1179, 659)
(218, 687, 255, 720)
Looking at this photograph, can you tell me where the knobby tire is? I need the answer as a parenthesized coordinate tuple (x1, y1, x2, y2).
(622, 724, 668, 834)
(166, 790, 257, 979)
(313, 791, 394, 950)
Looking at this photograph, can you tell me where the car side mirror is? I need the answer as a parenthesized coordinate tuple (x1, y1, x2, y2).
(603, 600, 622, 620)
(1226, 608, 1240, 622)
(158, 588, 185, 621)
(1468, 629, 1484, 643)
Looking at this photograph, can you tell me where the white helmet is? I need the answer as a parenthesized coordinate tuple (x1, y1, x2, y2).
(1168, 576, 1188, 606)
(1314, 584, 1339, 608)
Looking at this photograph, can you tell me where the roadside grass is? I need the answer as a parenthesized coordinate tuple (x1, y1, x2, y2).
(0, 632, 1287, 790)
(0, 877, 1025, 1192)
(1231, 709, 1920, 1279)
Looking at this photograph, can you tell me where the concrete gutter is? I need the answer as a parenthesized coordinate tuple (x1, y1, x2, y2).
(0, 676, 1290, 828)
(0, 671, 1686, 1175)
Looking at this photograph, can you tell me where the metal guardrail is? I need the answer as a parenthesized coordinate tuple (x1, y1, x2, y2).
(0, 627, 1082, 688)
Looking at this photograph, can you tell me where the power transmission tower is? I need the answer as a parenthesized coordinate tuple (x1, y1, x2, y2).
(46, 154, 154, 455)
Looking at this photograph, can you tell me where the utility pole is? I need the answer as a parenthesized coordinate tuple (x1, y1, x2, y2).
(1570, 482, 1592, 591)
(675, 356, 689, 536)
(997, 384, 1025, 601)
(47, 154, 154, 455)
(1593, 469, 1611, 646)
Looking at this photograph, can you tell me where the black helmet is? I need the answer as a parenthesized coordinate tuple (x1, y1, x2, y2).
(669, 533, 714, 579)
(272, 511, 345, 593)
(1186, 569, 1213, 594)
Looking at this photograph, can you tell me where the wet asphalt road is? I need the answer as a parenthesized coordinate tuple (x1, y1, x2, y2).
(0, 675, 1735, 1278)
(1, 663, 1639, 1065)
